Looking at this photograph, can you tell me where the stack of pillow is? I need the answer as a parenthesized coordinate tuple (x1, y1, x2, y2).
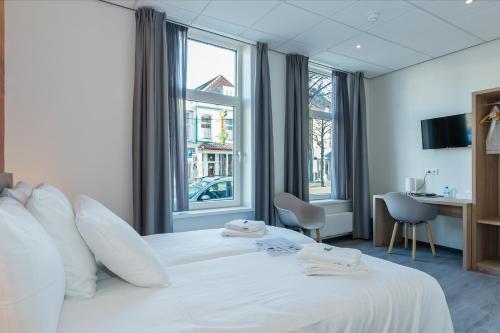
(0, 181, 170, 333)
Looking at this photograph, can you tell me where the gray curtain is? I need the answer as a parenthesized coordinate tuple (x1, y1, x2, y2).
(166, 22, 189, 212)
(254, 42, 275, 225)
(132, 8, 188, 235)
(332, 71, 351, 200)
(285, 54, 309, 202)
(350, 72, 371, 239)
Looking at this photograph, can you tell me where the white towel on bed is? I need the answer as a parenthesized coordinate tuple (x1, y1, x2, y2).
(221, 227, 266, 238)
(225, 219, 265, 232)
(297, 243, 362, 267)
(302, 262, 369, 276)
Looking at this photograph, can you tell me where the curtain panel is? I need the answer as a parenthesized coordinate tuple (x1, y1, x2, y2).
(254, 42, 276, 225)
(132, 8, 188, 235)
(350, 72, 371, 239)
(332, 70, 352, 200)
(284, 54, 309, 202)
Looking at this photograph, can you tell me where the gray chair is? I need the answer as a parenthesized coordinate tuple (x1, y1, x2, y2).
(274, 193, 325, 242)
(384, 192, 438, 260)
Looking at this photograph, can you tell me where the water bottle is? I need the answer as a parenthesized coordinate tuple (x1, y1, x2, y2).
(443, 186, 451, 198)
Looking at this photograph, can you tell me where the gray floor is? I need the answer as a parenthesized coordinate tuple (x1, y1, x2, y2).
(328, 238, 500, 333)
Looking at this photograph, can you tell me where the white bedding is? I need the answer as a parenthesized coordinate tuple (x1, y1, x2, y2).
(142, 226, 315, 266)
(59, 251, 453, 333)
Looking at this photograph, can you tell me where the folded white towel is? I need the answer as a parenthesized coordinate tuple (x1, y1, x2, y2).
(225, 219, 266, 232)
(302, 262, 369, 276)
(221, 227, 266, 238)
(296, 243, 361, 267)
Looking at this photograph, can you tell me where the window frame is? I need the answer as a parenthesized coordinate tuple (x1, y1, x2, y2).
(186, 32, 243, 210)
(308, 66, 334, 201)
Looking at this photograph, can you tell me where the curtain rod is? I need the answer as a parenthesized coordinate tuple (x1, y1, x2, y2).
(98, 0, 352, 74)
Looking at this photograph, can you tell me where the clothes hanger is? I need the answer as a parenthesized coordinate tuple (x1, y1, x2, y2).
(480, 105, 500, 124)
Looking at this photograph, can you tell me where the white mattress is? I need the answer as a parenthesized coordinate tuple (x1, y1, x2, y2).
(59, 232, 453, 333)
(143, 226, 316, 266)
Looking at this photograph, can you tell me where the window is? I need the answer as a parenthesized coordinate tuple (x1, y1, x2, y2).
(308, 71, 334, 200)
(186, 37, 241, 209)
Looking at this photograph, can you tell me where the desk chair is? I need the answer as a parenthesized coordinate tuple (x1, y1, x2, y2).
(384, 192, 438, 260)
(274, 193, 325, 242)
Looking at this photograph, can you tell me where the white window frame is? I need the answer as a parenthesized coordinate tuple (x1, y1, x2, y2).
(309, 66, 334, 201)
(187, 31, 243, 210)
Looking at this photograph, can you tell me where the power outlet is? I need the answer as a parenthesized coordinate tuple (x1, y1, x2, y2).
(425, 169, 439, 176)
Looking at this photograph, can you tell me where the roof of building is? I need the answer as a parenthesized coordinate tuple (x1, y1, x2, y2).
(198, 142, 233, 151)
(195, 75, 234, 94)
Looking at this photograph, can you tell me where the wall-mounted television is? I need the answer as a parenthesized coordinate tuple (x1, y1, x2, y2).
(421, 113, 472, 150)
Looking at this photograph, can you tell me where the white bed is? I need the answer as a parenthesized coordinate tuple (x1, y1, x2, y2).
(58, 227, 453, 333)
(143, 226, 315, 266)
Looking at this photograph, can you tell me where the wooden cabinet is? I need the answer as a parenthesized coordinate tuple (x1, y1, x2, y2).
(472, 87, 500, 275)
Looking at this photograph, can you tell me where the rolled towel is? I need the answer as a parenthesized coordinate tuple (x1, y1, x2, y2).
(225, 219, 265, 233)
(296, 243, 362, 267)
(302, 262, 369, 276)
(221, 227, 266, 238)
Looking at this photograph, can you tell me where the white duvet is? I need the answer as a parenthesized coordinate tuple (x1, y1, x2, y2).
(143, 226, 315, 266)
(59, 227, 453, 333)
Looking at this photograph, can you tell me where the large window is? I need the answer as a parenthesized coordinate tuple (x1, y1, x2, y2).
(308, 71, 334, 200)
(186, 38, 240, 209)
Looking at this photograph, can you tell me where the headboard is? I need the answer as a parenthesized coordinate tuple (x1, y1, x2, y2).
(0, 172, 13, 191)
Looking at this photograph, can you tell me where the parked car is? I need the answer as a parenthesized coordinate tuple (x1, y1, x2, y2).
(188, 176, 233, 202)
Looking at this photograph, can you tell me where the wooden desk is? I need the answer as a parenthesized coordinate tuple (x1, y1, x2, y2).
(373, 194, 472, 270)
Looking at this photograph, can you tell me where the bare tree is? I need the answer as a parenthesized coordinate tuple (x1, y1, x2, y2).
(311, 119, 332, 187)
(309, 72, 332, 188)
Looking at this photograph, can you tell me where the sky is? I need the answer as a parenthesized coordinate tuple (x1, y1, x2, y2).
(187, 39, 236, 91)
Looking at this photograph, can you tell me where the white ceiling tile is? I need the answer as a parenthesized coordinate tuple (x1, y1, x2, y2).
(416, 0, 500, 41)
(313, 51, 390, 78)
(285, 0, 356, 17)
(275, 40, 323, 56)
(329, 33, 431, 70)
(192, 15, 247, 36)
(370, 9, 482, 57)
(164, 6, 199, 24)
(331, 0, 414, 31)
(134, 0, 204, 24)
(202, 1, 280, 27)
(238, 29, 286, 49)
(293, 19, 359, 49)
(106, 0, 136, 9)
(162, 1, 209, 13)
(252, 3, 323, 39)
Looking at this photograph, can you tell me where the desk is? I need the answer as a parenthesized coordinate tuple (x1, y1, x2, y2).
(373, 194, 472, 270)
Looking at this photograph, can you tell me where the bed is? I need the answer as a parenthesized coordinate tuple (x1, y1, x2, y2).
(58, 228, 453, 333)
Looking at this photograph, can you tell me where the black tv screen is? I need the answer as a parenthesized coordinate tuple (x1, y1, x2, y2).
(421, 113, 472, 149)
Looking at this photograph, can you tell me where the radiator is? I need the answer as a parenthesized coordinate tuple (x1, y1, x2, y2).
(321, 212, 353, 239)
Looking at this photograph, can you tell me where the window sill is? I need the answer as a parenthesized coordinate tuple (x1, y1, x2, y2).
(173, 206, 254, 220)
(311, 199, 352, 206)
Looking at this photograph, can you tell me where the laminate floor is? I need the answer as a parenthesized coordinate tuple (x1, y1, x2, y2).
(328, 238, 500, 333)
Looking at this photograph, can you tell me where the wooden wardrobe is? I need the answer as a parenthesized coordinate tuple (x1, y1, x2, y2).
(472, 87, 500, 275)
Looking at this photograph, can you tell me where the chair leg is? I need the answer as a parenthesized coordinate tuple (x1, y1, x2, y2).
(412, 224, 417, 261)
(388, 222, 399, 254)
(403, 224, 408, 249)
(315, 229, 321, 243)
(425, 223, 436, 256)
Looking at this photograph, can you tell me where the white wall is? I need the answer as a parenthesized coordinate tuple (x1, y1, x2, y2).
(5, 0, 135, 222)
(5, 0, 350, 233)
(366, 38, 500, 248)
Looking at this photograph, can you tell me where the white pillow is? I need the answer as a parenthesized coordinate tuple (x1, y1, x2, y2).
(74, 195, 170, 288)
(0, 197, 65, 333)
(26, 184, 97, 298)
(1, 181, 33, 204)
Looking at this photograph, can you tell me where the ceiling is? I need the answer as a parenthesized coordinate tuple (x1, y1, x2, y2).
(106, 0, 500, 78)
